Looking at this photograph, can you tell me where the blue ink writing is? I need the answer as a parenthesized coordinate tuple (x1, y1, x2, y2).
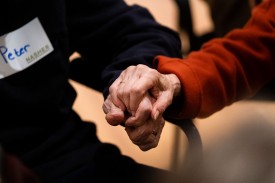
(0, 44, 30, 63)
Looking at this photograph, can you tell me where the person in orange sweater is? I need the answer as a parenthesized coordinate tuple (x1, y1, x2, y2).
(102, 0, 275, 151)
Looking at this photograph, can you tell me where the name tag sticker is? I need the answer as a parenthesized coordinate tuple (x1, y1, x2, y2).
(0, 17, 54, 78)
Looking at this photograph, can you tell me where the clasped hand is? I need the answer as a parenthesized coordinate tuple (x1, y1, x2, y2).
(102, 64, 181, 151)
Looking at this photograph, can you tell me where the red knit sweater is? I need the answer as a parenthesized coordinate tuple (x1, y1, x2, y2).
(155, 0, 275, 119)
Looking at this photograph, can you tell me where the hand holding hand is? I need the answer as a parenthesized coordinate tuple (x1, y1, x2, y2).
(103, 91, 165, 151)
(102, 64, 181, 151)
(107, 64, 181, 120)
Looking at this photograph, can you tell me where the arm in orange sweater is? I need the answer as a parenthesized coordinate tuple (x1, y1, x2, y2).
(156, 0, 275, 119)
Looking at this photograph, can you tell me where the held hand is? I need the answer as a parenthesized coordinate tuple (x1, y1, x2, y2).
(125, 116, 165, 151)
(102, 95, 126, 126)
(110, 64, 181, 120)
(103, 93, 165, 151)
(124, 93, 165, 151)
(103, 64, 181, 150)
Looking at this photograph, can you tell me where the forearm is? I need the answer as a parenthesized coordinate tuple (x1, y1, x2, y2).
(155, 0, 275, 119)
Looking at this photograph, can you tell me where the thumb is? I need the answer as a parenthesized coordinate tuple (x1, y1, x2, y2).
(103, 96, 126, 126)
(105, 103, 126, 126)
(151, 91, 173, 120)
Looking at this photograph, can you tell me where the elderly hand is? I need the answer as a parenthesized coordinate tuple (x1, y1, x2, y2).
(103, 92, 165, 151)
(108, 64, 181, 120)
(102, 64, 181, 151)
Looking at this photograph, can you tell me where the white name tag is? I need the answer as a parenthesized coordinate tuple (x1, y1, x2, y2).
(0, 17, 54, 78)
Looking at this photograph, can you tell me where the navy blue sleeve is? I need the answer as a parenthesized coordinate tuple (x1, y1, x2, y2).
(67, 0, 182, 98)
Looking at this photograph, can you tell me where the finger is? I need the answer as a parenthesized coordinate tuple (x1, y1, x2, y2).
(116, 81, 130, 113)
(125, 117, 165, 151)
(103, 95, 126, 126)
(128, 65, 161, 113)
(129, 125, 161, 151)
(125, 125, 156, 151)
(151, 90, 173, 120)
(109, 79, 127, 112)
(116, 66, 141, 115)
(125, 95, 152, 127)
(138, 117, 165, 151)
(105, 106, 125, 126)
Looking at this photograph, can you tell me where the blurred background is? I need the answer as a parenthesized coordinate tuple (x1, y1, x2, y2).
(70, 0, 275, 172)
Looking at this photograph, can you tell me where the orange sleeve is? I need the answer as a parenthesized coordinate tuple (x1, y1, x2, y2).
(154, 0, 275, 119)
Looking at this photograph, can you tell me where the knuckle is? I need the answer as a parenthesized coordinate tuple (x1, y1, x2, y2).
(116, 88, 124, 97)
(130, 86, 142, 95)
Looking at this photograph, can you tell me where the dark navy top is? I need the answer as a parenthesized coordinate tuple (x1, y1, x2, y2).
(0, 0, 181, 181)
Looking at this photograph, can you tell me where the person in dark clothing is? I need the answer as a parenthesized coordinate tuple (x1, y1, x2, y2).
(103, 0, 275, 150)
(0, 146, 41, 183)
(0, 0, 182, 182)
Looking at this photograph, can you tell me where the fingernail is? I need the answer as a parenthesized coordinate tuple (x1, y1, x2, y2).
(153, 111, 159, 120)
